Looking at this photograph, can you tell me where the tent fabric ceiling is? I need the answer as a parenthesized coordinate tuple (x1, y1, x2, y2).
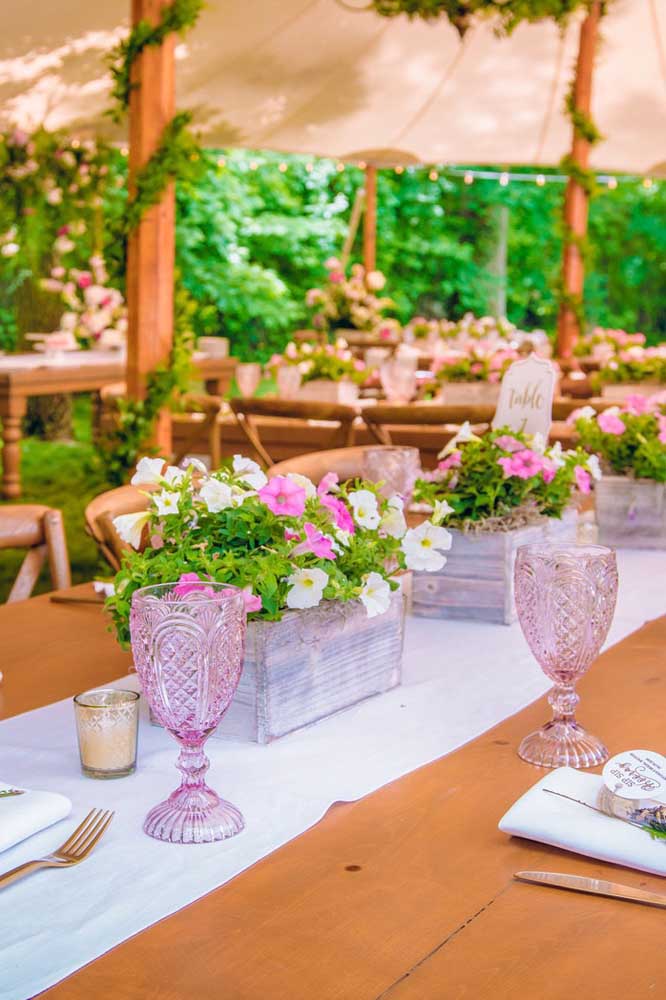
(1, 0, 664, 172)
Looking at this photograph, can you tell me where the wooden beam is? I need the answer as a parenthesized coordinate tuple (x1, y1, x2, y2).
(555, 1, 602, 360)
(126, 0, 175, 454)
(363, 165, 377, 273)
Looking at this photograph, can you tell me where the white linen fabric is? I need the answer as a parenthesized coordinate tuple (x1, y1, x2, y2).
(499, 766, 666, 877)
(0, 549, 664, 1000)
(0, 783, 71, 854)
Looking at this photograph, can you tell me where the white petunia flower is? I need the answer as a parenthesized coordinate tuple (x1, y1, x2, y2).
(287, 472, 316, 499)
(401, 521, 452, 572)
(531, 432, 546, 455)
(153, 490, 180, 517)
(232, 455, 267, 490)
(200, 478, 235, 513)
(348, 489, 381, 529)
(285, 567, 328, 610)
(163, 466, 185, 487)
(360, 572, 391, 618)
(334, 529, 352, 548)
(113, 511, 150, 549)
(438, 421, 480, 459)
(381, 501, 407, 539)
(586, 454, 602, 481)
(432, 499, 454, 525)
(546, 441, 566, 469)
(574, 405, 596, 421)
(130, 456, 164, 486)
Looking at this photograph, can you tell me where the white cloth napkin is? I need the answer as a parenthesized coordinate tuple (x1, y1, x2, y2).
(499, 766, 666, 877)
(0, 781, 71, 853)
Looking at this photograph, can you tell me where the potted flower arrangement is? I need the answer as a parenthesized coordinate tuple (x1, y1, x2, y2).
(40, 253, 127, 350)
(107, 455, 451, 742)
(573, 326, 646, 363)
(432, 344, 521, 406)
(268, 338, 368, 403)
(573, 397, 666, 548)
(305, 258, 396, 339)
(410, 423, 598, 624)
(595, 346, 666, 402)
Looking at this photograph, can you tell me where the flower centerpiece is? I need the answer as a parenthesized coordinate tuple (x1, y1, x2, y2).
(40, 254, 127, 350)
(107, 455, 451, 741)
(573, 397, 666, 548)
(268, 337, 369, 403)
(409, 423, 597, 623)
(431, 344, 520, 405)
(594, 346, 666, 402)
(573, 326, 646, 362)
(305, 258, 397, 338)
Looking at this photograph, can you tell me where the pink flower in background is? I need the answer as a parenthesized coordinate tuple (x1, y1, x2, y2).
(259, 476, 306, 517)
(541, 458, 557, 484)
(624, 394, 650, 416)
(324, 257, 341, 270)
(598, 410, 626, 435)
(353, 359, 366, 372)
(320, 492, 355, 533)
(328, 270, 344, 284)
(494, 435, 523, 453)
(291, 522, 336, 560)
(318, 472, 339, 495)
(470, 362, 484, 375)
(305, 288, 321, 306)
(574, 466, 592, 494)
(240, 587, 262, 613)
(658, 416, 666, 444)
(498, 450, 544, 480)
(173, 573, 217, 599)
(57, 224, 70, 236)
(10, 129, 28, 146)
(76, 272, 92, 289)
(438, 451, 462, 472)
(378, 327, 393, 341)
(284, 528, 301, 541)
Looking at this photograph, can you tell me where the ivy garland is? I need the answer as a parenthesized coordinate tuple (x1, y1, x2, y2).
(370, 0, 594, 36)
(101, 0, 205, 477)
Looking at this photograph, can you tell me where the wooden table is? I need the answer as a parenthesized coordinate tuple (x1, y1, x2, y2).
(0, 353, 236, 499)
(3, 584, 666, 998)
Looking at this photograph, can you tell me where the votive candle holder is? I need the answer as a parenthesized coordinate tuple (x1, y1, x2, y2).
(74, 688, 140, 779)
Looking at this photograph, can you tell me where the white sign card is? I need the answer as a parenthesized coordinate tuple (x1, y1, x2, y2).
(491, 353, 555, 437)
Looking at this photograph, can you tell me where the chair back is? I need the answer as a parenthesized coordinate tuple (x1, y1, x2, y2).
(362, 403, 495, 444)
(0, 505, 71, 601)
(268, 445, 399, 485)
(84, 485, 152, 572)
(229, 397, 358, 467)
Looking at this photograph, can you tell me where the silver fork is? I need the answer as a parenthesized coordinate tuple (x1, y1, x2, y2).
(0, 808, 114, 890)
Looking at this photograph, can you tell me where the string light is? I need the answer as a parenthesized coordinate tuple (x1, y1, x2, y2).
(464, 172, 474, 185)
(536, 174, 545, 186)
(643, 177, 654, 189)
(336, 162, 345, 172)
(72, 139, 80, 149)
(278, 162, 288, 172)
(217, 156, 226, 168)
(429, 169, 438, 181)
(358, 160, 367, 170)
(305, 162, 314, 173)
(499, 172, 509, 186)
(395, 165, 405, 175)
(607, 176, 617, 189)
(249, 160, 258, 170)
(120, 147, 129, 157)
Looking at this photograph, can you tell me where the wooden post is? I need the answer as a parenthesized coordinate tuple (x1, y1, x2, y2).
(126, 0, 175, 453)
(363, 165, 377, 273)
(555, 1, 602, 360)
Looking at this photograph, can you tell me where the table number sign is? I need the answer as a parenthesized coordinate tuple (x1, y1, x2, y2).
(491, 354, 555, 437)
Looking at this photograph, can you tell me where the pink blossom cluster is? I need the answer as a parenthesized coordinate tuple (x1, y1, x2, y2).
(305, 259, 395, 335)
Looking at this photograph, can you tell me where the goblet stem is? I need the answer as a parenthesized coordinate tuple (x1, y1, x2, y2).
(547, 684, 580, 726)
(176, 744, 209, 791)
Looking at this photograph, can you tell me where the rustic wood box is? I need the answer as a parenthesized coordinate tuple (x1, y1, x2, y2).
(601, 383, 662, 402)
(297, 379, 360, 404)
(411, 510, 578, 625)
(439, 382, 501, 407)
(212, 589, 405, 743)
(595, 476, 666, 549)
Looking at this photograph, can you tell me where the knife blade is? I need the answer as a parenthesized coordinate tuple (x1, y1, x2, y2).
(514, 870, 666, 909)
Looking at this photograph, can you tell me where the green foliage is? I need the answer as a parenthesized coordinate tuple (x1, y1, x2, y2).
(413, 426, 594, 523)
(597, 355, 666, 385)
(575, 405, 666, 480)
(370, 0, 590, 35)
(107, 0, 205, 115)
(272, 340, 369, 384)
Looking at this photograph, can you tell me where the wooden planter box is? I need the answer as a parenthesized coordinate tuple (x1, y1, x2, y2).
(411, 510, 578, 625)
(297, 379, 360, 405)
(601, 382, 663, 402)
(212, 589, 405, 743)
(595, 476, 666, 549)
(439, 382, 501, 407)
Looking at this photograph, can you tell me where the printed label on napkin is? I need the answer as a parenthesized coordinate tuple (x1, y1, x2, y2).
(491, 354, 555, 437)
(602, 750, 666, 803)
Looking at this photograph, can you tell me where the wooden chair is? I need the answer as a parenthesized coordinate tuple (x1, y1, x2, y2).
(0, 505, 71, 602)
(229, 398, 358, 468)
(98, 384, 225, 469)
(362, 403, 495, 446)
(84, 485, 152, 572)
(268, 445, 399, 485)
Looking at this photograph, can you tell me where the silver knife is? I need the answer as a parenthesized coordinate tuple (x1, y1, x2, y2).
(514, 870, 666, 909)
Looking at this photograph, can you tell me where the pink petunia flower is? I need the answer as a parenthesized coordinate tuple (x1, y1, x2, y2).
(291, 522, 337, 560)
(77, 272, 92, 289)
(317, 472, 339, 496)
(541, 458, 557, 484)
(320, 492, 355, 534)
(284, 528, 301, 542)
(240, 587, 262, 613)
(259, 476, 306, 517)
(498, 450, 544, 480)
(494, 435, 523, 453)
(624, 394, 650, 416)
(574, 466, 592, 494)
(658, 416, 666, 445)
(173, 573, 217, 599)
(598, 410, 626, 435)
(438, 451, 462, 472)
(329, 270, 344, 284)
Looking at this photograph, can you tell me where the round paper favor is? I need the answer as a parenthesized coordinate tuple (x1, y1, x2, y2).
(598, 749, 666, 826)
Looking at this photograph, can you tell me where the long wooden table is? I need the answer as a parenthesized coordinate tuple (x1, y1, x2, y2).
(0, 353, 236, 499)
(3, 585, 666, 998)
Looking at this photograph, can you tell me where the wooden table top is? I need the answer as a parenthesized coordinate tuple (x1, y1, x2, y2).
(2, 584, 665, 999)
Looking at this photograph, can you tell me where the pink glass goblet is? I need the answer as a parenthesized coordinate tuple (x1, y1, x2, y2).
(362, 446, 421, 505)
(130, 581, 247, 843)
(514, 543, 618, 769)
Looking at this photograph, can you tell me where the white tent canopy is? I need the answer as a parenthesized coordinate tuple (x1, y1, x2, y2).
(2, 0, 665, 172)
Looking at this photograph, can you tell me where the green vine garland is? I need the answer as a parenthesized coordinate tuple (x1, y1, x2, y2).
(370, 0, 594, 36)
(101, 0, 204, 477)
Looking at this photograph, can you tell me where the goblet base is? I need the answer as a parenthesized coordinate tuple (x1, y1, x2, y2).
(144, 783, 245, 844)
(518, 719, 609, 769)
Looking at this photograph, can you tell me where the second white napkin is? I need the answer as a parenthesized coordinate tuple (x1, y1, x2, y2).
(0, 782, 71, 853)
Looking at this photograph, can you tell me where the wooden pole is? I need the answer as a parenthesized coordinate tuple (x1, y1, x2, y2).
(555, 1, 602, 360)
(126, 0, 175, 454)
(363, 165, 377, 272)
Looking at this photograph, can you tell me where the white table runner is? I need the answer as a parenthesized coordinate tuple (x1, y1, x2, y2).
(1, 549, 665, 1000)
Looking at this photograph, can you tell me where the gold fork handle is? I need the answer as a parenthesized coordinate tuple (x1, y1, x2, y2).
(0, 860, 46, 890)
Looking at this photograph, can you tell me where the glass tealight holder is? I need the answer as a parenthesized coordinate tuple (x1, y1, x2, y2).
(74, 689, 140, 779)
